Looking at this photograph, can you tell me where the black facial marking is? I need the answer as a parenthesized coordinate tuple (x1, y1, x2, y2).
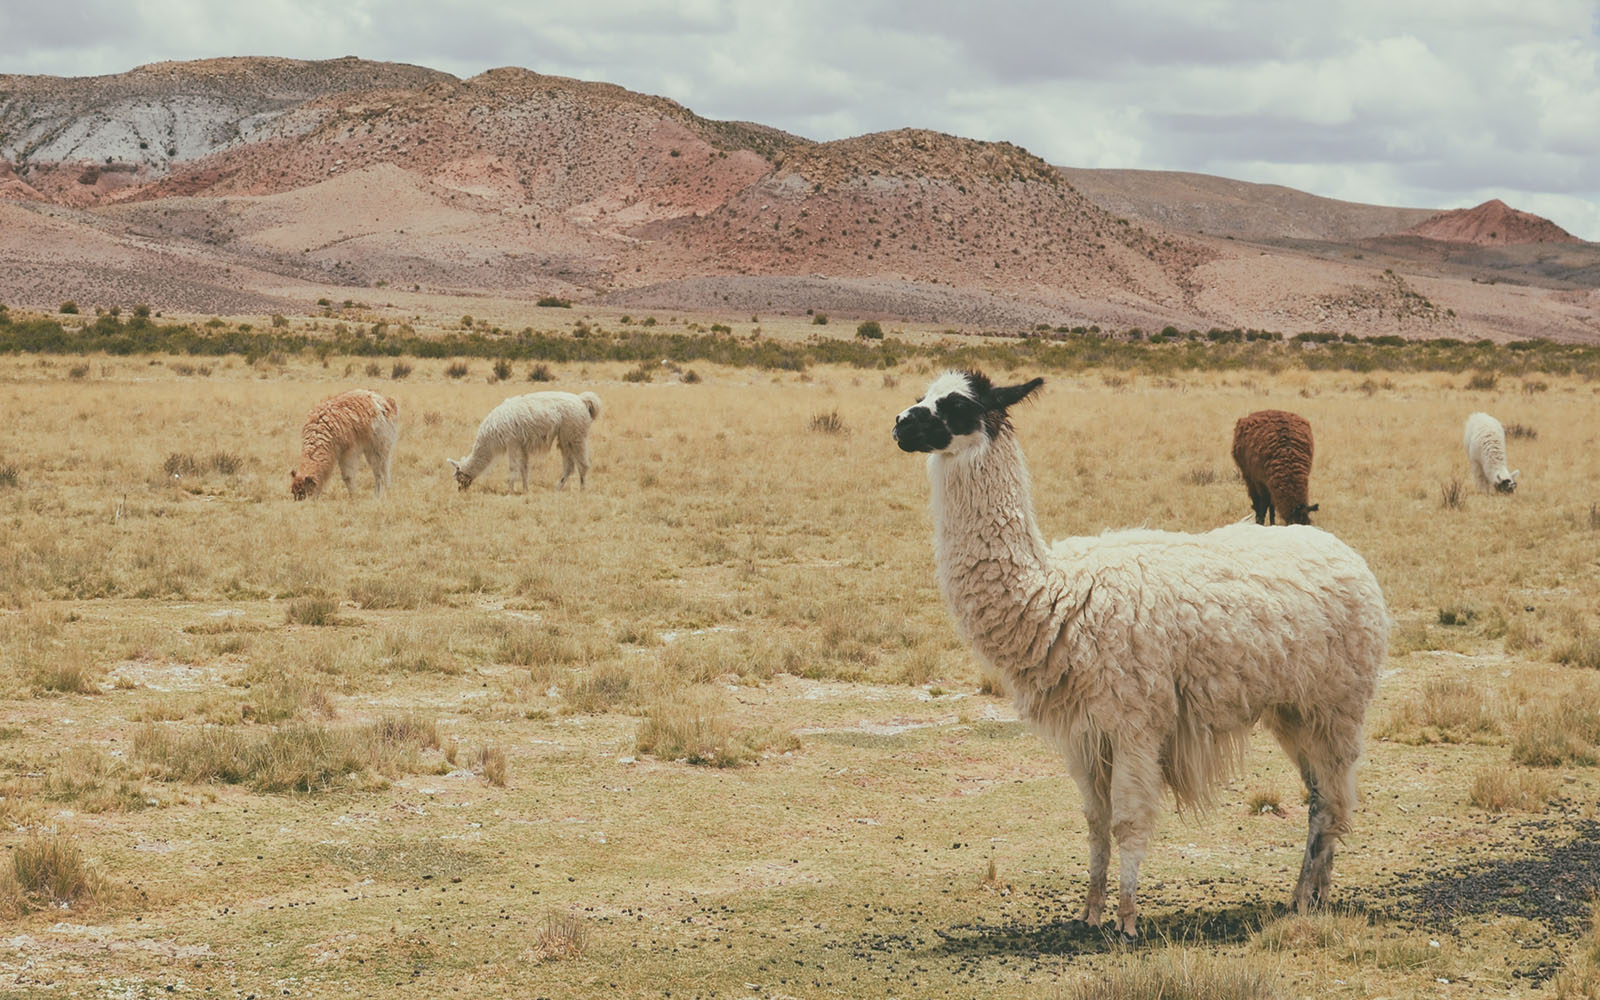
(935, 393, 982, 436)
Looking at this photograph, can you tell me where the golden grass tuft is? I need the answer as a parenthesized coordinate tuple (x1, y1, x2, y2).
(1065, 944, 1279, 1000)
(134, 714, 439, 792)
(476, 745, 508, 787)
(1467, 764, 1556, 812)
(530, 908, 590, 962)
(1254, 911, 1454, 973)
(285, 596, 341, 626)
(0, 831, 109, 919)
(1376, 676, 1499, 744)
(635, 687, 799, 767)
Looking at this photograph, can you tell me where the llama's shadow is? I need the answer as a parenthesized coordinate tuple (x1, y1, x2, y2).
(928, 900, 1291, 960)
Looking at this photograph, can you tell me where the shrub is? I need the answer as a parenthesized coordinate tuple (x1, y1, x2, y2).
(1466, 371, 1499, 391)
(163, 452, 201, 478)
(1468, 765, 1555, 812)
(492, 358, 513, 382)
(390, 361, 413, 380)
(812, 313, 828, 325)
(67, 363, 89, 379)
(808, 410, 846, 434)
(635, 688, 798, 767)
(477, 745, 508, 786)
(285, 597, 340, 626)
(460, 315, 474, 329)
(1440, 478, 1464, 510)
(445, 361, 470, 379)
(365, 361, 382, 377)
(0, 463, 18, 489)
(527, 363, 554, 382)
(622, 363, 653, 383)
(134, 715, 439, 792)
(0, 832, 107, 918)
(534, 908, 589, 961)
(856, 320, 883, 340)
(536, 297, 572, 308)
(59, 301, 78, 315)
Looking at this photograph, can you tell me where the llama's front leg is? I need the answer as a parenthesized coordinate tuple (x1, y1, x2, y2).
(1068, 747, 1112, 927)
(1109, 742, 1162, 941)
(337, 450, 361, 498)
(508, 449, 525, 492)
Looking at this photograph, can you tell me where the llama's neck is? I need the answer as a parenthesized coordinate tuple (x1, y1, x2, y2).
(928, 430, 1071, 676)
(456, 436, 500, 479)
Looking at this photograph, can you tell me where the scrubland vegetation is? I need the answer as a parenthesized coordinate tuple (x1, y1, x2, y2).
(2, 319, 1600, 997)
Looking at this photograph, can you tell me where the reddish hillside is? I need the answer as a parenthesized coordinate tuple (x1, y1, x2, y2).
(1400, 199, 1581, 246)
(627, 129, 1217, 306)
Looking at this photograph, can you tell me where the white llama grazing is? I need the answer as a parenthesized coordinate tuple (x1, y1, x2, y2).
(1464, 412, 1519, 494)
(290, 389, 400, 500)
(447, 391, 602, 492)
(893, 370, 1389, 940)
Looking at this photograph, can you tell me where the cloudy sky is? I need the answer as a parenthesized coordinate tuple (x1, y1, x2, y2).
(4, 0, 1598, 238)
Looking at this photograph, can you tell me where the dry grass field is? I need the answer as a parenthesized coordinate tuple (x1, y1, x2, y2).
(4, 346, 1600, 999)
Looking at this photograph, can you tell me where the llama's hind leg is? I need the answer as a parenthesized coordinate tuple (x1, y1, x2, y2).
(364, 445, 389, 499)
(1269, 708, 1359, 911)
(1067, 740, 1112, 927)
(1108, 738, 1162, 940)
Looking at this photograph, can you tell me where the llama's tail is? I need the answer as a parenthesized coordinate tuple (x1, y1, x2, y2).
(580, 391, 602, 421)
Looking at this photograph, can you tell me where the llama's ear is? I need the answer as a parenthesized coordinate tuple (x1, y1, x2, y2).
(986, 377, 1044, 412)
(445, 458, 460, 471)
(1307, 503, 1320, 512)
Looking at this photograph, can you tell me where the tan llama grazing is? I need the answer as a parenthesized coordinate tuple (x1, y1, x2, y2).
(290, 389, 400, 500)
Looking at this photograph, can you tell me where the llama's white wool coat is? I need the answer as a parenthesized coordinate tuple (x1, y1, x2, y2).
(448, 391, 602, 491)
(290, 389, 400, 500)
(895, 370, 1389, 939)
(1464, 412, 1519, 494)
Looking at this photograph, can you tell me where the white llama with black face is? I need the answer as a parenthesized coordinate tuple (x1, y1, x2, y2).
(894, 369, 1389, 940)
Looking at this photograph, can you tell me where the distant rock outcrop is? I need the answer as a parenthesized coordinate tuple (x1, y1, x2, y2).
(1400, 199, 1582, 246)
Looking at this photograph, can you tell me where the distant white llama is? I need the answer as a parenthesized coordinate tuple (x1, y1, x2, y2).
(894, 370, 1389, 939)
(447, 391, 602, 492)
(1464, 412, 1519, 494)
(290, 389, 400, 500)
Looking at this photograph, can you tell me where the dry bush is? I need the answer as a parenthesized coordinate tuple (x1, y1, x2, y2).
(31, 660, 101, 696)
(1439, 478, 1464, 509)
(350, 575, 446, 610)
(133, 714, 439, 792)
(1181, 467, 1218, 486)
(809, 409, 847, 434)
(285, 596, 341, 626)
(562, 662, 646, 715)
(476, 745, 508, 787)
(237, 667, 335, 722)
(445, 361, 470, 379)
(635, 687, 798, 767)
(1066, 944, 1279, 1000)
(1254, 912, 1454, 973)
(1245, 789, 1285, 817)
(0, 831, 108, 919)
(1376, 677, 1498, 744)
(527, 363, 555, 382)
(531, 908, 590, 962)
(1468, 764, 1556, 812)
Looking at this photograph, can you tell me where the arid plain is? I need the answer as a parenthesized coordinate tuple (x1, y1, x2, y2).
(5, 315, 1600, 998)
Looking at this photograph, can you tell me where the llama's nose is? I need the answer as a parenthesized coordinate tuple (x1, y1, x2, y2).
(891, 424, 901, 441)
